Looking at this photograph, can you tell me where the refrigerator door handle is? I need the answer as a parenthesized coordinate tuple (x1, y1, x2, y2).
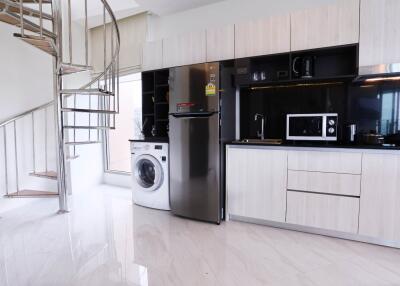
(170, 112, 217, 119)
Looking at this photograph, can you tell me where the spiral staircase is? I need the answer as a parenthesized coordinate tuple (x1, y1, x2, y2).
(0, 0, 120, 212)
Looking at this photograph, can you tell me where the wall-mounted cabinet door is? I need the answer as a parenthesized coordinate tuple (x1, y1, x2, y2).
(226, 147, 287, 222)
(359, 0, 400, 67)
(163, 31, 206, 68)
(142, 40, 163, 71)
(206, 25, 235, 62)
(359, 154, 400, 242)
(235, 15, 291, 59)
(291, 0, 359, 51)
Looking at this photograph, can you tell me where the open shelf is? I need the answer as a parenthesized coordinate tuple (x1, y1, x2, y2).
(141, 69, 170, 139)
(235, 44, 358, 87)
(291, 45, 358, 80)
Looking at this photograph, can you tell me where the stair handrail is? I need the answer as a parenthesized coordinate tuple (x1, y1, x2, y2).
(80, 0, 120, 91)
(0, 101, 54, 127)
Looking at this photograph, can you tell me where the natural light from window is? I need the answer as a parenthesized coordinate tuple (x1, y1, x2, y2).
(107, 72, 142, 173)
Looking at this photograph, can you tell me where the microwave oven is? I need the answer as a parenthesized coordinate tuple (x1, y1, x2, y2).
(286, 113, 338, 141)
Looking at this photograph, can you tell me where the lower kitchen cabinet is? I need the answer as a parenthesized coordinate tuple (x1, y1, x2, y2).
(226, 147, 287, 222)
(286, 191, 360, 233)
(359, 154, 400, 242)
(288, 151, 362, 174)
(287, 170, 361, 196)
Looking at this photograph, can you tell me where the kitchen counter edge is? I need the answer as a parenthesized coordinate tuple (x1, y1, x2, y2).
(226, 142, 400, 153)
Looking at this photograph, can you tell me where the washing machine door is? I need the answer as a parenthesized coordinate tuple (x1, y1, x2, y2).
(134, 154, 164, 192)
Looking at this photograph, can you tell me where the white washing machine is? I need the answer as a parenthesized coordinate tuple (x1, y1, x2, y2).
(131, 141, 170, 211)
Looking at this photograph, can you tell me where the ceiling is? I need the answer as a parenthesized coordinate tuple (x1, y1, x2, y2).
(77, 0, 225, 27)
(135, 0, 225, 16)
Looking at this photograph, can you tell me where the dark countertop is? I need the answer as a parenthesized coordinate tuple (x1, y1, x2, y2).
(129, 137, 169, 143)
(227, 141, 400, 150)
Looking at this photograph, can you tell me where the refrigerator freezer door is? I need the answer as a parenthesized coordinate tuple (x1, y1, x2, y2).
(169, 113, 221, 223)
(169, 63, 220, 114)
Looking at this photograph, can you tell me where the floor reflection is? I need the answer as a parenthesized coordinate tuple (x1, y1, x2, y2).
(0, 186, 148, 286)
(1, 185, 400, 286)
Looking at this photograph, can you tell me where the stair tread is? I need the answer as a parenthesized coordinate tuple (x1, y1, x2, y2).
(60, 88, 114, 96)
(0, 10, 55, 38)
(9, 0, 52, 3)
(61, 108, 117, 114)
(0, 1, 53, 20)
(65, 141, 102, 146)
(14, 32, 56, 56)
(63, 125, 115, 130)
(60, 63, 93, 75)
(7, 190, 58, 197)
(29, 171, 57, 180)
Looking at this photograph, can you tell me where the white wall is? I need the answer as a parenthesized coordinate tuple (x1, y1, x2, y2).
(0, 23, 54, 122)
(147, 0, 337, 41)
(103, 172, 131, 189)
(0, 22, 56, 210)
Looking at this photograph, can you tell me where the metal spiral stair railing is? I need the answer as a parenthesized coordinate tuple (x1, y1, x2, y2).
(0, 0, 121, 212)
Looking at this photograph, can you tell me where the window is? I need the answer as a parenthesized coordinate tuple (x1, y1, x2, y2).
(106, 73, 142, 173)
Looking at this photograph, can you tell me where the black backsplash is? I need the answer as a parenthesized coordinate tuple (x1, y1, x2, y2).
(240, 81, 400, 144)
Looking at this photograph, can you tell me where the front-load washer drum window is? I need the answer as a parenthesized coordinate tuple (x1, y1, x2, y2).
(134, 155, 163, 192)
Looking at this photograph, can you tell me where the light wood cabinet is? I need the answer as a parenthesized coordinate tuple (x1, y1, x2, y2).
(290, 0, 359, 51)
(142, 40, 163, 71)
(359, 154, 400, 241)
(163, 30, 206, 68)
(359, 0, 400, 67)
(288, 151, 362, 174)
(226, 147, 287, 222)
(287, 191, 360, 233)
(288, 170, 361, 196)
(235, 15, 290, 59)
(206, 25, 235, 62)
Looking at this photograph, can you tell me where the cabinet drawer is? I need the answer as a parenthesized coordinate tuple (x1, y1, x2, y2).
(288, 151, 362, 174)
(288, 170, 361, 196)
(286, 191, 359, 233)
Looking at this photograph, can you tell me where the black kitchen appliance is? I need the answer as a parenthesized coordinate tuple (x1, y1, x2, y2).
(356, 132, 385, 145)
(292, 56, 315, 78)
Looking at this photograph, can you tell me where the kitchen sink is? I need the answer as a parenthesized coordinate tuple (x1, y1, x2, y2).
(234, 139, 283, 145)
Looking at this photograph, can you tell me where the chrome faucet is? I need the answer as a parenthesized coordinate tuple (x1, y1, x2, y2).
(254, 113, 265, 140)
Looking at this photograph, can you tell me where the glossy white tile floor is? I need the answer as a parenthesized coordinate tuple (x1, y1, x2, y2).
(1, 185, 400, 286)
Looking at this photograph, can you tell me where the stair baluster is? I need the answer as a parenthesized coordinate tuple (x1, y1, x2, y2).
(0, 0, 120, 210)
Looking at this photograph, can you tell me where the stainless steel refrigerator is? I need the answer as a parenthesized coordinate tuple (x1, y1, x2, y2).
(168, 62, 235, 224)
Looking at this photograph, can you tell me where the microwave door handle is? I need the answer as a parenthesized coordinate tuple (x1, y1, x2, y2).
(322, 116, 326, 138)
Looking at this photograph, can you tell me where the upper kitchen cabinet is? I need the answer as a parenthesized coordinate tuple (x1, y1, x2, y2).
(142, 40, 163, 71)
(206, 25, 235, 62)
(163, 30, 206, 68)
(359, 0, 400, 67)
(235, 15, 291, 59)
(359, 153, 400, 242)
(291, 0, 359, 51)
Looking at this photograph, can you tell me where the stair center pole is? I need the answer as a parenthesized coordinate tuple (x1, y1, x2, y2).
(19, 0, 24, 36)
(39, 0, 43, 37)
(52, 0, 69, 213)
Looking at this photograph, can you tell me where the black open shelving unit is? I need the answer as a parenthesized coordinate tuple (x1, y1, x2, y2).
(141, 69, 170, 139)
(235, 44, 358, 87)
